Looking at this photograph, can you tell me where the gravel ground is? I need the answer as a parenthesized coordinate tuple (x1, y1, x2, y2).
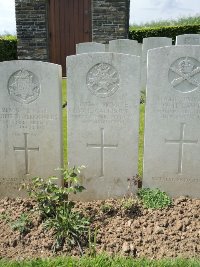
(0, 196, 199, 260)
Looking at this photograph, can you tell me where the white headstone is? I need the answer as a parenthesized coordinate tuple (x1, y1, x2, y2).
(143, 46, 200, 198)
(141, 37, 172, 91)
(0, 60, 63, 198)
(109, 39, 142, 56)
(105, 44, 109, 52)
(76, 42, 106, 54)
(176, 34, 200, 45)
(67, 52, 141, 200)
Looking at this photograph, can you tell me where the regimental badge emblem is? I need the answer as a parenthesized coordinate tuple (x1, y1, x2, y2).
(8, 69, 40, 104)
(168, 57, 200, 93)
(87, 63, 120, 97)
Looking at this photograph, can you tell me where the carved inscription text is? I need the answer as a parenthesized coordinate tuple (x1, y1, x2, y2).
(156, 96, 200, 120)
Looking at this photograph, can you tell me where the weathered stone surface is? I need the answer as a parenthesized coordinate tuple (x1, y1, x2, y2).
(105, 44, 109, 52)
(0, 60, 63, 198)
(76, 42, 106, 54)
(143, 46, 200, 198)
(109, 39, 142, 56)
(92, 0, 130, 43)
(141, 37, 172, 91)
(176, 34, 200, 45)
(67, 52, 140, 200)
(15, 0, 48, 61)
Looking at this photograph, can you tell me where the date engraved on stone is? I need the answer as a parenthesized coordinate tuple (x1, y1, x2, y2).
(168, 57, 200, 93)
(8, 69, 40, 104)
(86, 63, 120, 97)
(152, 176, 200, 183)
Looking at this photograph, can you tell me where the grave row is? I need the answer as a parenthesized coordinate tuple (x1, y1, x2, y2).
(76, 34, 200, 55)
(76, 34, 200, 90)
(0, 44, 200, 200)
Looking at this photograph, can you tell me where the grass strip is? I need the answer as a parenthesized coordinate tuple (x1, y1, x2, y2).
(0, 255, 199, 267)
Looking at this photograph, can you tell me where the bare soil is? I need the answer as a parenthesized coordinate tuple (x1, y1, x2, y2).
(0, 196, 199, 260)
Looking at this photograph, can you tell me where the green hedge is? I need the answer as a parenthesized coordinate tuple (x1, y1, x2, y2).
(1, 24, 200, 61)
(0, 36, 17, 61)
(129, 24, 200, 44)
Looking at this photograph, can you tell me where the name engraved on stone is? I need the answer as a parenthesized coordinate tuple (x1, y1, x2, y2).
(168, 57, 200, 93)
(156, 96, 200, 120)
(152, 176, 200, 183)
(13, 133, 39, 175)
(87, 128, 118, 177)
(8, 69, 40, 104)
(71, 100, 129, 125)
(0, 106, 58, 131)
(165, 123, 198, 174)
(86, 63, 120, 98)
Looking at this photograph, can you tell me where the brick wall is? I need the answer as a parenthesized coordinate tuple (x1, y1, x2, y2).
(15, 0, 130, 60)
(15, 0, 48, 60)
(92, 0, 130, 43)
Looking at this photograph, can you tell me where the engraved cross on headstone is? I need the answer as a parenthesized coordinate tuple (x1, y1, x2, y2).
(13, 133, 39, 175)
(165, 123, 198, 174)
(87, 128, 118, 177)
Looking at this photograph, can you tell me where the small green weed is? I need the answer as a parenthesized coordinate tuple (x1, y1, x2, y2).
(44, 202, 89, 252)
(137, 188, 172, 209)
(140, 90, 146, 104)
(23, 166, 89, 252)
(100, 203, 114, 214)
(10, 213, 32, 235)
(88, 227, 98, 257)
(0, 212, 10, 223)
(120, 197, 141, 216)
(121, 197, 137, 210)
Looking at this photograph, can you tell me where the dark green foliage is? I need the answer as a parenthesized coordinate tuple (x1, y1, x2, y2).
(0, 36, 17, 61)
(137, 188, 172, 209)
(129, 25, 200, 44)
